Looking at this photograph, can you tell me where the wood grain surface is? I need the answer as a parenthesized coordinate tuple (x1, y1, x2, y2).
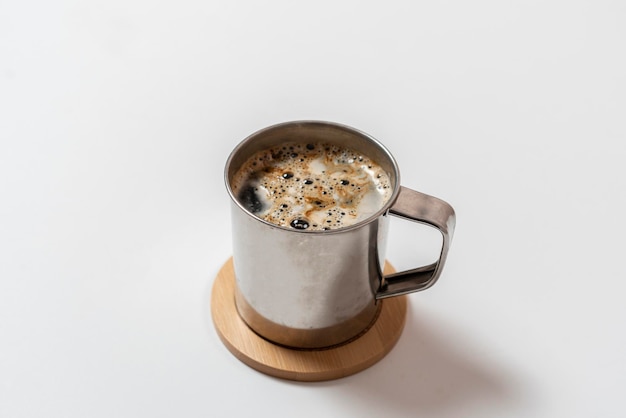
(210, 258, 407, 381)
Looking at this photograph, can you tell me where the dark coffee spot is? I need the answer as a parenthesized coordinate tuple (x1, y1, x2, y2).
(238, 186, 264, 214)
(303, 179, 313, 185)
(290, 219, 310, 230)
(282, 172, 294, 179)
(306, 144, 315, 150)
(340, 180, 349, 185)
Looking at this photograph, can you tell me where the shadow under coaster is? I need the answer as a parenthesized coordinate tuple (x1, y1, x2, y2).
(211, 258, 407, 382)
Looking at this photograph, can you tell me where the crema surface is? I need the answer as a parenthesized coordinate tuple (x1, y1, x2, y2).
(231, 142, 392, 231)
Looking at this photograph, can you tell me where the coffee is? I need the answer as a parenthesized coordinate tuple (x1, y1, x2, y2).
(231, 142, 392, 231)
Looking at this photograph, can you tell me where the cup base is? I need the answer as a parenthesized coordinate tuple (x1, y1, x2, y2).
(210, 257, 407, 382)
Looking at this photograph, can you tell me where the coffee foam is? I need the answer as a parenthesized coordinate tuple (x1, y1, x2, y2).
(231, 142, 392, 231)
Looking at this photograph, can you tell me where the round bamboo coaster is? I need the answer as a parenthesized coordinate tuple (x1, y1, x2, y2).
(211, 258, 407, 382)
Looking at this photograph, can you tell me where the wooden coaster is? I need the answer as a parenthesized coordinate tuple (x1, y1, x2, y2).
(211, 258, 407, 382)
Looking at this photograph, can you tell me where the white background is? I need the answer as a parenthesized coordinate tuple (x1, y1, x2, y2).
(1, 1, 625, 417)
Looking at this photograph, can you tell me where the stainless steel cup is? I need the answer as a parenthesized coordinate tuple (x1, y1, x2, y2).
(225, 121, 456, 348)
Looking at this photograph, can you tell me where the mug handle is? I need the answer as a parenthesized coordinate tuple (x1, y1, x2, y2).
(376, 186, 456, 299)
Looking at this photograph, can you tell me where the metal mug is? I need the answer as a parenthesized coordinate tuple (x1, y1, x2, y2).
(225, 121, 456, 348)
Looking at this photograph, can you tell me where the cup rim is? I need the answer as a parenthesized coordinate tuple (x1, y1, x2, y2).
(224, 120, 402, 234)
